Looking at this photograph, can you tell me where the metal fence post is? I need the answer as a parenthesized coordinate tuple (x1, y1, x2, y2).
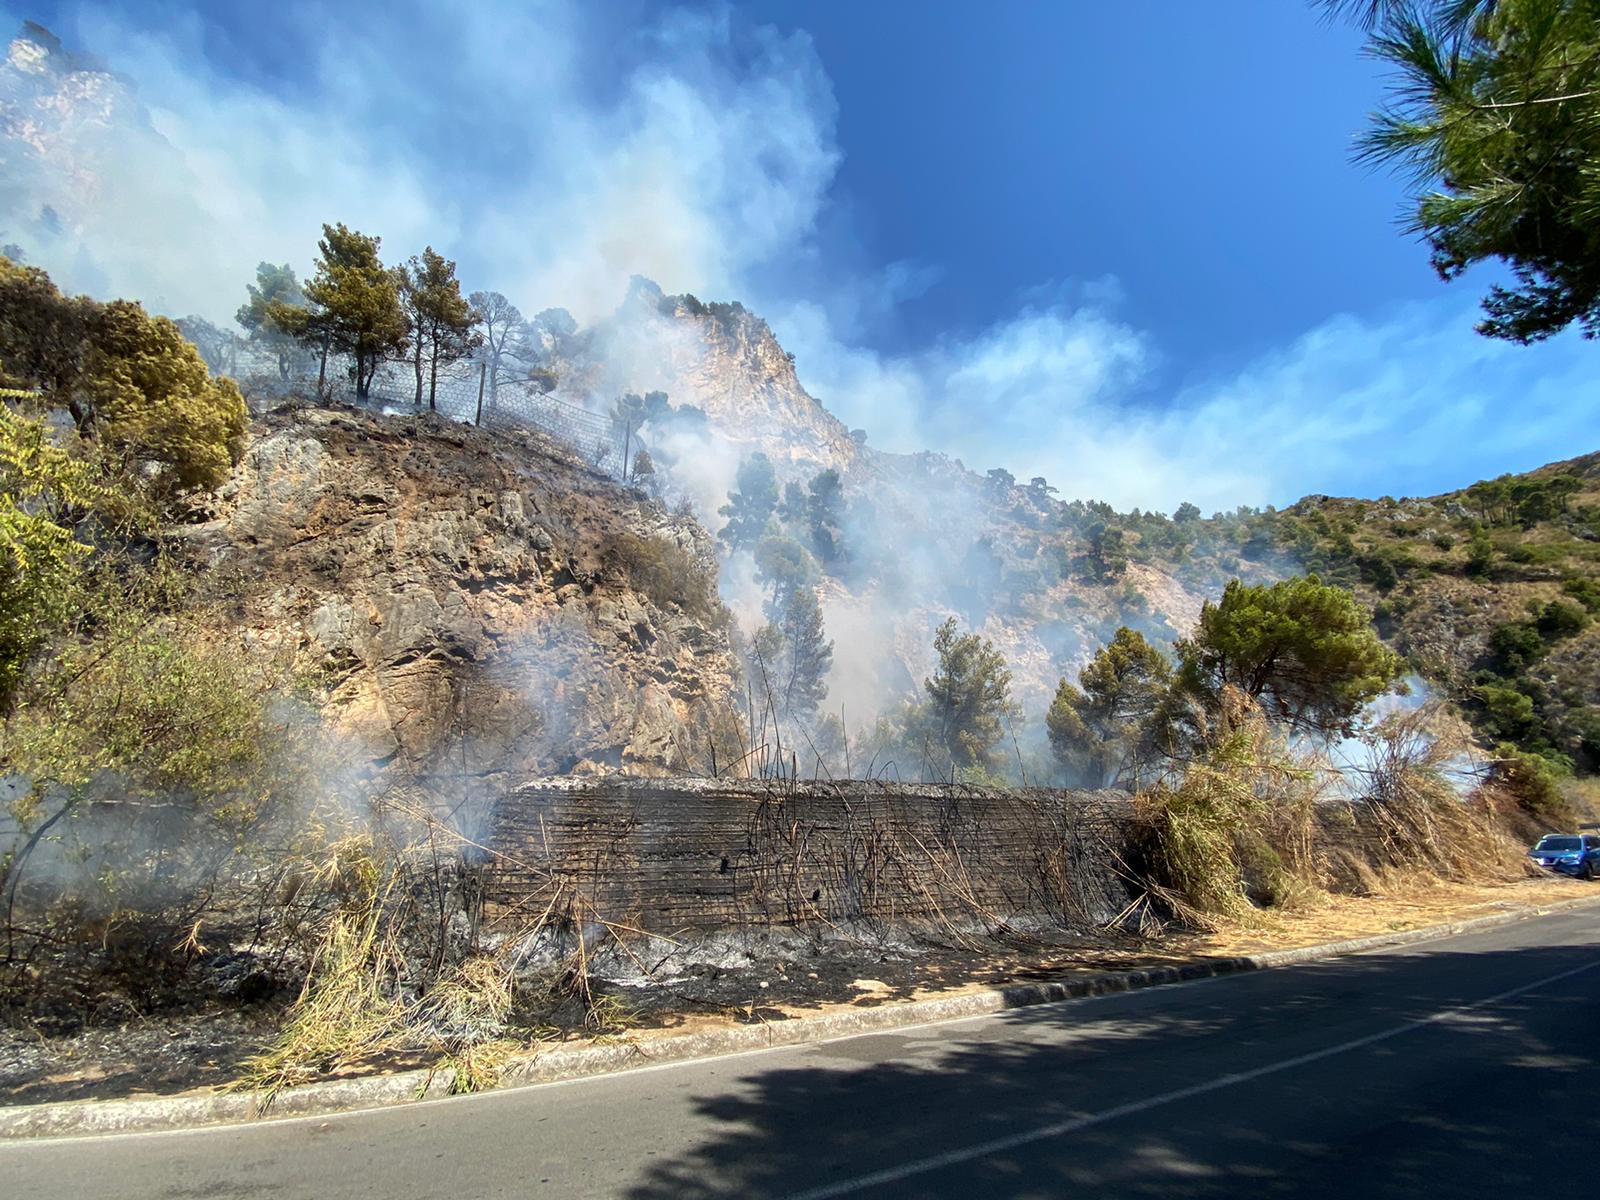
(475, 361, 487, 426)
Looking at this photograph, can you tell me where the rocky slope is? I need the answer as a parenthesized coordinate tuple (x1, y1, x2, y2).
(175, 405, 741, 792)
(540, 280, 1599, 778)
(1272, 451, 1600, 772)
(545, 277, 863, 478)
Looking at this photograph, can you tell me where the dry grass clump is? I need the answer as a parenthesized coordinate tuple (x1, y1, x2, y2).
(239, 812, 646, 1108)
(1133, 691, 1542, 928)
(238, 837, 406, 1105)
(1328, 705, 1534, 891)
(1134, 690, 1324, 927)
(600, 530, 719, 619)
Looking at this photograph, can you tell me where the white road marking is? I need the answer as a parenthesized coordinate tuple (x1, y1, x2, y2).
(782, 956, 1600, 1200)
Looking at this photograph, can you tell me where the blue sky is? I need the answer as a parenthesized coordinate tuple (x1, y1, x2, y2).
(6, 1, 1598, 510)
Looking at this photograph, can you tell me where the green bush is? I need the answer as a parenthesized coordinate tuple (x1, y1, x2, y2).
(1466, 532, 1495, 577)
(1561, 576, 1600, 614)
(1472, 682, 1540, 744)
(1486, 621, 1545, 673)
(1491, 744, 1572, 822)
(1536, 598, 1590, 640)
(2, 562, 316, 1008)
(601, 531, 718, 618)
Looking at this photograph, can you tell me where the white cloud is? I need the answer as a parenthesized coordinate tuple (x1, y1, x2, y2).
(776, 291, 1600, 513)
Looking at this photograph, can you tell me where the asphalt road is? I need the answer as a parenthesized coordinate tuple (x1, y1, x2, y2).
(6, 908, 1600, 1199)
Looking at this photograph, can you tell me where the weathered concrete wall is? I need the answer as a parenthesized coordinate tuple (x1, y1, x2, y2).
(484, 777, 1137, 934)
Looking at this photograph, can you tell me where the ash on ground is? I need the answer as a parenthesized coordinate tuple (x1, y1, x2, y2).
(2, 921, 1183, 1107)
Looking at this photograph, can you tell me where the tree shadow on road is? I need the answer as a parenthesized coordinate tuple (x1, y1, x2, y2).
(621, 936, 1600, 1199)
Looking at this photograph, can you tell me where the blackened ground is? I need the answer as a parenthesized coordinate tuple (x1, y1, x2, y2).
(0, 922, 1177, 1106)
(3, 873, 1587, 1108)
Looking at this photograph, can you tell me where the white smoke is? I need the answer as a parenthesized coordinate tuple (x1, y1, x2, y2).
(5, 5, 1595, 514)
(2, 3, 837, 325)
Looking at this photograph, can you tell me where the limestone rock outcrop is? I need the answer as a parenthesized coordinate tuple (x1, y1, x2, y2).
(177, 405, 740, 791)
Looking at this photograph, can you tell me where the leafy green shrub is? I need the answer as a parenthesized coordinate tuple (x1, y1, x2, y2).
(2, 563, 317, 1010)
(1536, 598, 1590, 639)
(1362, 552, 1400, 593)
(1472, 683, 1540, 744)
(1560, 576, 1600, 614)
(601, 531, 718, 618)
(1486, 621, 1545, 673)
(1505, 541, 1564, 566)
(1465, 531, 1495, 577)
(1490, 745, 1572, 823)
(85, 301, 249, 494)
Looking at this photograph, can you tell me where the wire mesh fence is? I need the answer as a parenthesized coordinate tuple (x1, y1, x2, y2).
(231, 346, 627, 478)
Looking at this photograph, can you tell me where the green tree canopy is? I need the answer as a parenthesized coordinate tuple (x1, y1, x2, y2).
(753, 534, 819, 611)
(399, 246, 478, 410)
(807, 468, 846, 565)
(299, 223, 407, 398)
(752, 581, 833, 726)
(919, 616, 1019, 774)
(1176, 575, 1405, 737)
(1332, 0, 1600, 342)
(235, 261, 307, 381)
(82, 301, 249, 496)
(1081, 519, 1129, 581)
(0, 255, 97, 422)
(719, 453, 780, 553)
(1047, 626, 1173, 787)
(0, 407, 110, 709)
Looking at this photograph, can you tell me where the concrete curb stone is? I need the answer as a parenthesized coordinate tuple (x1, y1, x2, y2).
(6, 891, 1599, 1140)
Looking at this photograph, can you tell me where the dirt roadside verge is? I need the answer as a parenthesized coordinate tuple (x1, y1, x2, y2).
(3, 875, 1597, 1141)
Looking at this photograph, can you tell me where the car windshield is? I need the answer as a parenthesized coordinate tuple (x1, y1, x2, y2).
(1536, 837, 1581, 852)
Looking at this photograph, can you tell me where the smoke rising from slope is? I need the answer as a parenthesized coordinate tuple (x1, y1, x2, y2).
(770, 290, 1600, 513)
(5, 5, 1597, 513)
(2, 3, 837, 325)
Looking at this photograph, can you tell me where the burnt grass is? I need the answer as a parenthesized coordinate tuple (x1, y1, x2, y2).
(0, 922, 1194, 1107)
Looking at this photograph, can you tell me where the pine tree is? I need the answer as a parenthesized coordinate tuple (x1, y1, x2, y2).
(1047, 627, 1173, 787)
(1328, 0, 1600, 342)
(1176, 575, 1404, 737)
(610, 392, 647, 482)
(919, 617, 1018, 773)
(467, 291, 523, 407)
(753, 577, 833, 729)
(235, 262, 307, 381)
(399, 247, 478, 410)
(807, 468, 845, 564)
(299, 224, 408, 400)
(719, 453, 780, 553)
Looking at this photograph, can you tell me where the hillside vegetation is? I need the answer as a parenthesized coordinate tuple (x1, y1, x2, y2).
(1271, 455, 1600, 782)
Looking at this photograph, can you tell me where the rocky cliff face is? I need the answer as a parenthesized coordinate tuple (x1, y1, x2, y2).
(1, 24, 177, 267)
(176, 406, 741, 793)
(550, 278, 863, 479)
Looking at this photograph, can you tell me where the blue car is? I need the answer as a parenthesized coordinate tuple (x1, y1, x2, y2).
(1529, 834, 1600, 879)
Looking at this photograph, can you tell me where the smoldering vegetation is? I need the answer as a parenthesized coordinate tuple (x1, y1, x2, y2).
(4, 201, 1594, 1109)
(2, 681, 1553, 1106)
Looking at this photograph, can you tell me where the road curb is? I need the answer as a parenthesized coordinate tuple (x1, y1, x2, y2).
(6, 891, 1599, 1140)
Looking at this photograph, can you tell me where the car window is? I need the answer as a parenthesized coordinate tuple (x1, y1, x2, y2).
(1585, 837, 1599, 850)
(1537, 836, 1582, 852)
